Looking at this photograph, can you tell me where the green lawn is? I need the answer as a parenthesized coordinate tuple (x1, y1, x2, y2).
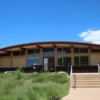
(0, 70, 70, 100)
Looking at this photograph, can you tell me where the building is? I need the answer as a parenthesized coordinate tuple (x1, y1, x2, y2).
(0, 41, 100, 72)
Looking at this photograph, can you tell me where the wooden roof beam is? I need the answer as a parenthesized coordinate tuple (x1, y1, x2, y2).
(19, 47, 27, 50)
(36, 45, 42, 48)
(52, 44, 57, 48)
(2, 50, 12, 53)
(70, 44, 74, 48)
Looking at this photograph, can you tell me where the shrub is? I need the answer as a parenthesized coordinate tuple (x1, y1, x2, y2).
(0, 72, 70, 100)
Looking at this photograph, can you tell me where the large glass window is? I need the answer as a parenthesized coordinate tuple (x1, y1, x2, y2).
(74, 56, 79, 66)
(63, 48, 71, 54)
(27, 57, 41, 67)
(43, 48, 54, 55)
(27, 57, 35, 67)
(63, 57, 71, 66)
(57, 48, 62, 54)
(35, 57, 40, 64)
(80, 48, 88, 53)
(80, 56, 89, 66)
(74, 48, 79, 53)
(57, 57, 62, 66)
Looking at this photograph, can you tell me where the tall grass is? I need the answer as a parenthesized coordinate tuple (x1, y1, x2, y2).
(0, 71, 70, 100)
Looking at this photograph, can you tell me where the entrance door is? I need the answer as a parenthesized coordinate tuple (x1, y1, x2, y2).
(49, 57, 55, 71)
(43, 57, 55, 71)
(44, 58, 48, 71)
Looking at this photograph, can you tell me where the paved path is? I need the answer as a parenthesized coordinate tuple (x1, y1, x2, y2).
(61, 88, 100, 100)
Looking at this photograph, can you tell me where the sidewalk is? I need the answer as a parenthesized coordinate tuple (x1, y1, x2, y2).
(61, 88, 100, 100)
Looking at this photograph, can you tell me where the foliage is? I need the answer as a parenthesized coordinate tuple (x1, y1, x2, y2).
(0, 72, 70, 100)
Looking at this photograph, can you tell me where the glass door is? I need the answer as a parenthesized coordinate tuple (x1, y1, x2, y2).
(43, 58, 48, 71)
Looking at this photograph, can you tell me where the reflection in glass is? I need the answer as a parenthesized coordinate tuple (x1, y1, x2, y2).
(27, 57, 34, 67)
(35, 57, 40, 64)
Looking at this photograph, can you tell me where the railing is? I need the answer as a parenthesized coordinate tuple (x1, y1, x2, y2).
(97, 64, 100, 76)
(56, 65, 98, 73)
(72, 65, 98, 73)
(0, 65, 43, 73)
(70, 65, 73, 78)
(73, 75, 76, 89)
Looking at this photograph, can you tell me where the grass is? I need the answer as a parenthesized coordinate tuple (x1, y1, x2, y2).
(0, 70, 70, 100)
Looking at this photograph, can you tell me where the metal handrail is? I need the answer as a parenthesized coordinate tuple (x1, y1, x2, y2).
(73, 75, 76, 89)
(97, 64, 100, 76)
(70, 65, 73, 78)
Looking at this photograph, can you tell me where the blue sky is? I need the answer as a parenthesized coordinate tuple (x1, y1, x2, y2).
(0, 0, 100, 48)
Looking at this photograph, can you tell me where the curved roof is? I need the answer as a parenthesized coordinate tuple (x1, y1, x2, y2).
(0, 41, 100, 54)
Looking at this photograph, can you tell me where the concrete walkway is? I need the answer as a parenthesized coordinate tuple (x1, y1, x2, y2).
(61, 88, 100, 100)
(61, 73, 100, 100)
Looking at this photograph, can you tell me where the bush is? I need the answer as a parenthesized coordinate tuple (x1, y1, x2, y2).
(0, 72, 70, 100)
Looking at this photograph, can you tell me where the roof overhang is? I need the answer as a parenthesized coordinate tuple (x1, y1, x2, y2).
(0, 41, 100, 54)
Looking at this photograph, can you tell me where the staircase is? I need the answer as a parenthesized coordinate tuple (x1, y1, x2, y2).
(71, 73, 100, 88)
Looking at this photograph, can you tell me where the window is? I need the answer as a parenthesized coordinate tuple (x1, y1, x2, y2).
(74, 48, 88, 53)
(74, 48, 79, 53)
(80, 56, 89, 66)
(36, 49, 40, 55)
(20, 50, 25, 55)
(43, 48, 54, 55)
(57, 57, 62, 66)
(27, 49, 34, 55)
(13, 51, 20, 56)
(27, 57, 41, 67)
(74, 56, 79, 66)
(91, 49, 100, 53)
(80, 48, 88, 53)
(63, 57, 71, 66)
(13, 50, 25, 56)
(57, 48, 62, 54)
(35, 57, 40, 64)
(27, 57, 35, 67)
(63, 48, 71, 54)
(0, 52, 11, 56)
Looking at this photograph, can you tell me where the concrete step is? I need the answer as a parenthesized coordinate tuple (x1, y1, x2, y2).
(71, 78, 100, 80)
(72, 76, 100, 78)
(71, 80, 100, 82)
(71, 84, 100, 88)
(71, 86, 100, 88)
(71, 74, 100, 88)
(71, 81, 100, 84)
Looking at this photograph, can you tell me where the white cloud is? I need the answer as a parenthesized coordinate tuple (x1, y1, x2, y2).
(79, 29, 100, 44)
